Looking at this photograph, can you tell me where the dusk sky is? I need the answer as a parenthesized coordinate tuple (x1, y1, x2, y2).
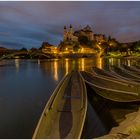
(0, 1, 140, 49)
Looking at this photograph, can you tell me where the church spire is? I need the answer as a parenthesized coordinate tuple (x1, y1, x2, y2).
(70, 24, 72, 28)
(64, 26, 66, 29)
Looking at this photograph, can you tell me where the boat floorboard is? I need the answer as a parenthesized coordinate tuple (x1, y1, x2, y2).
(46, 71, 82, 139)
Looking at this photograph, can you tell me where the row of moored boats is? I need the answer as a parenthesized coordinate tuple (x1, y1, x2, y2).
(32, 64, 140, 139)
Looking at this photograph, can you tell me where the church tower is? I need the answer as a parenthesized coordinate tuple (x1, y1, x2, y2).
(68, 24, 73, 40)
(63, 26, 67, 41)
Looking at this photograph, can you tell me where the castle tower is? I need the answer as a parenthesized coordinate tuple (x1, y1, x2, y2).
(68, 24, 73, 40)
(69, 24, 73, 34)
(63, 26, 67, 41)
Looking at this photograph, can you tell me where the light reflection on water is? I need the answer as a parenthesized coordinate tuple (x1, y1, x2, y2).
(0, 57, 139, 138)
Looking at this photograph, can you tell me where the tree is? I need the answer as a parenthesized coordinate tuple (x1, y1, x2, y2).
(102, 42, 109, 54)
(108, 35, 112, 41)
(78, 36, 89, 45)
(20, 47, 28, 52)
(73, 42, 80, 52)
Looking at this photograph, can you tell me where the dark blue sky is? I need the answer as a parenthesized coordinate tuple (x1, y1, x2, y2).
(0, 1, 140, 49)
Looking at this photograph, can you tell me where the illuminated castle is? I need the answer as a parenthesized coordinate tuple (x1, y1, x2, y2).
(74, 25, 94, 41)
(63, 24, 106, 44)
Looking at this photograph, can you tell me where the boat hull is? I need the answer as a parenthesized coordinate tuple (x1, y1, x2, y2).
(32, 71, 87, 139)
(81, 71, 140, 103)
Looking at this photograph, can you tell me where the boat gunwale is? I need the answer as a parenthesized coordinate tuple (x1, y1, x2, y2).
(91, 67, 140, 86)
(110, 66, 140, 83)
(92, 67, 134, 83)
(122, 64, 140, 73)
(77, 71, 87, 138)
(81, 71, 139, 96)
(91, 68, 137, 87)
(132, 65, 140, 72)
(119, 65, 140, 79)
(32, 73, 70, 139)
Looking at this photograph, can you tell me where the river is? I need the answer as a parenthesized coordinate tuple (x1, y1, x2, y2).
(0, 56, 139, 138)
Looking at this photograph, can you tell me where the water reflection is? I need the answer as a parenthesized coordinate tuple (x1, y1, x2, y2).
(81, 58, 85, 71)
(108, 58, 121, 67)
(37, 59, 40, 65)
(65, 58, 69, 74)
(14, 59, 20, 72)
(53, 60, 58, 81)
(108, 58, 137, 68)
(125, 59, 131, 66)
(95, 53, 103, 69)
(13, 57, 138, 80)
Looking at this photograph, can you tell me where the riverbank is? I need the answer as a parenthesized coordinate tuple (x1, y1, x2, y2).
(98, 108, 140, 139)
(102, 52, 140, 60)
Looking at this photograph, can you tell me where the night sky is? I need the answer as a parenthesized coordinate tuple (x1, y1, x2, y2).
(0, 1, 140, 49)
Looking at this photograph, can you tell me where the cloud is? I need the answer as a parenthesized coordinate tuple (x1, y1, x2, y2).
(0, 1, 139, 48)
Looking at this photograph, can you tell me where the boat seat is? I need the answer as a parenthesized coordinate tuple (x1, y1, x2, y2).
(63, 95, 80, 99)
(57, 110, 72, 112)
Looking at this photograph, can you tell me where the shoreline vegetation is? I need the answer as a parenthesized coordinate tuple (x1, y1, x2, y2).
(1, 47, 140, 60)
(1, 40, 140, 60)
(103, 52, 140, 59)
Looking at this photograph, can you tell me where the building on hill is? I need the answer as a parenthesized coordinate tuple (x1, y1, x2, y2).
(59, 25, 108, 54)
(63, 25, 78, 42)
(94, 34, 106, 43)
(74, 25, 94, 41)
(0, 47, 7, 52)
(0, 47, 17, 56)
(63, 25, 107, 44)
(40, 42, 57, 54)
(80, 45, 95, 54)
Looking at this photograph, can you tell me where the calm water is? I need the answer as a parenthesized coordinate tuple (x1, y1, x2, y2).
(0, 56, 139, 138)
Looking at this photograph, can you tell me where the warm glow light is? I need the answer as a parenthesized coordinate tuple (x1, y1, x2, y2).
(53, 48, 58, 54)
(15, 59, 20, 72)
(81, 58, 85, 71)
(81, 48, 84, 53)
(118, 59, 121, 67)
(127, 60, 131, 66)
(109, 58, 114, 66)
(38, 59, 40, 65)
(54, 60, 58, 81)
(65, 58, 69, 74)
(63, 47, 69, 54)
(97, 44, 102, 50)
(96, 52, 103, 69)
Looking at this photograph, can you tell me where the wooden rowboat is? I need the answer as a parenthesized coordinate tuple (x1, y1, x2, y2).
(81, 71, 140, 103)
(133, 65, 140, 71)
(119, 65, 140, 78)
(92, 67, 117, 78)
(92, 67, 139, 86)
(32, 71, 87, 139)
(122, 65, 140, 76)
(110, 66, 140, 82)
